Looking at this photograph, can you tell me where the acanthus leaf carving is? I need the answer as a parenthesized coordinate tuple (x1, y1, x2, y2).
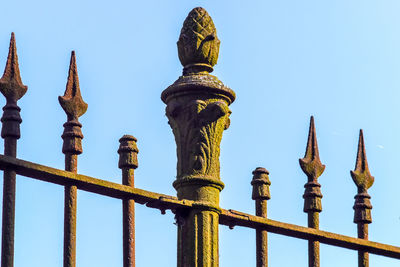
(166, 98, 231, 180)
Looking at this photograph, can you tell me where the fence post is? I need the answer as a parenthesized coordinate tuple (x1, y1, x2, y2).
(118, 135, 138, 267)
(59, 51, 87, 267)
(161, 7, 235, 266)
(350, 130, 374, 267)
(0, 33, 27, 267)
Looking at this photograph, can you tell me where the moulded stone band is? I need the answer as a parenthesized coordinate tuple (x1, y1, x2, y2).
(173, 176, 225, 192)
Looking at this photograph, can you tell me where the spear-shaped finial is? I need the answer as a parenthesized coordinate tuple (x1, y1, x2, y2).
(351, 130, 374, 266)
(0, 33, 27, 103)
(351, 130, 374, 191)
(299, 116, 325, 215)
(351, 129, 374, 225)
(59, 51, 87, 157)
(299, 116, 326, 180)
(59, 51, 88, 120)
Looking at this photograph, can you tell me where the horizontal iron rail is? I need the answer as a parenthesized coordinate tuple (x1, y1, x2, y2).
(0, 154, 399, 259)
(0, 154, 192, 209)
(219, 210, 400, 259)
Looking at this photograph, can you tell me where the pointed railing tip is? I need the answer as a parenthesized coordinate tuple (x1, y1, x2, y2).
(0, 32, 27, 102)
(59, 51, 88, 120)
(350, 129, 374, 190)
(299, 116, 325, 178)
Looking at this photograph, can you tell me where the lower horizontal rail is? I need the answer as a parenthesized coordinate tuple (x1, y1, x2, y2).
(0, 154, 399, 259)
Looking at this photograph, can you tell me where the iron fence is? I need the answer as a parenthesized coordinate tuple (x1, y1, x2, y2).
(0, 6, 399, 267)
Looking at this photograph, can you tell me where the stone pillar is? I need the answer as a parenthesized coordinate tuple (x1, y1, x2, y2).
(161, 7, 235, 267)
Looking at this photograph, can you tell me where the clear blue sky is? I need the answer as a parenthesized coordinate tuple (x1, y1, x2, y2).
(1, 0, 400, 266)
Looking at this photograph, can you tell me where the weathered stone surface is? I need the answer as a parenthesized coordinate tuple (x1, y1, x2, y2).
(162, 74, 235, 189)
(177, 7, 220, 74)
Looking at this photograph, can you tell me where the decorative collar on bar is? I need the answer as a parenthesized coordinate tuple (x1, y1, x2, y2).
(0, 33, 27, 104)
(351, 130, 374, 224)
(161, 7, 235, 105)
(251, 167, 271, 200)
(299, 116, 325, 213)
(59, 51, 88, 121)
(118, 135, 139, 170)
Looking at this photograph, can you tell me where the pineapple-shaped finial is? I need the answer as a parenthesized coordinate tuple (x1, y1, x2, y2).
(177, 7, 220, 74)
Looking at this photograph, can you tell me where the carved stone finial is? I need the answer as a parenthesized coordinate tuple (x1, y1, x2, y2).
(177, 7, 220, 74)
(299, 116, 325, 213)
(0, 33, 27, 103)
(163, 7, 235, 186)
(351, 129, 374, 224)
(59, 51, 88, 120)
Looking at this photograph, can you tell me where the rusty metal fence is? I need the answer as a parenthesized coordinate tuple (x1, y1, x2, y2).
(0, 7, 399, 267)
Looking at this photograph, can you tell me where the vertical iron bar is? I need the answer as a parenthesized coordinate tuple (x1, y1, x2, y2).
(63, 155, 77, 267)
(256, 200, 268, 267)
(118, 135, 139, 267)
(308, 212, 320, 267)
(1, 139, 17, 267)
(357, 223, 369, 267)
(122, 169, 135, 267)
(251, 168, 271, 267)
(299, 116, 325, 267)
(350, 130, 373, 267)
(0, 33, 27, 267)
(59, 51, 87, 267)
